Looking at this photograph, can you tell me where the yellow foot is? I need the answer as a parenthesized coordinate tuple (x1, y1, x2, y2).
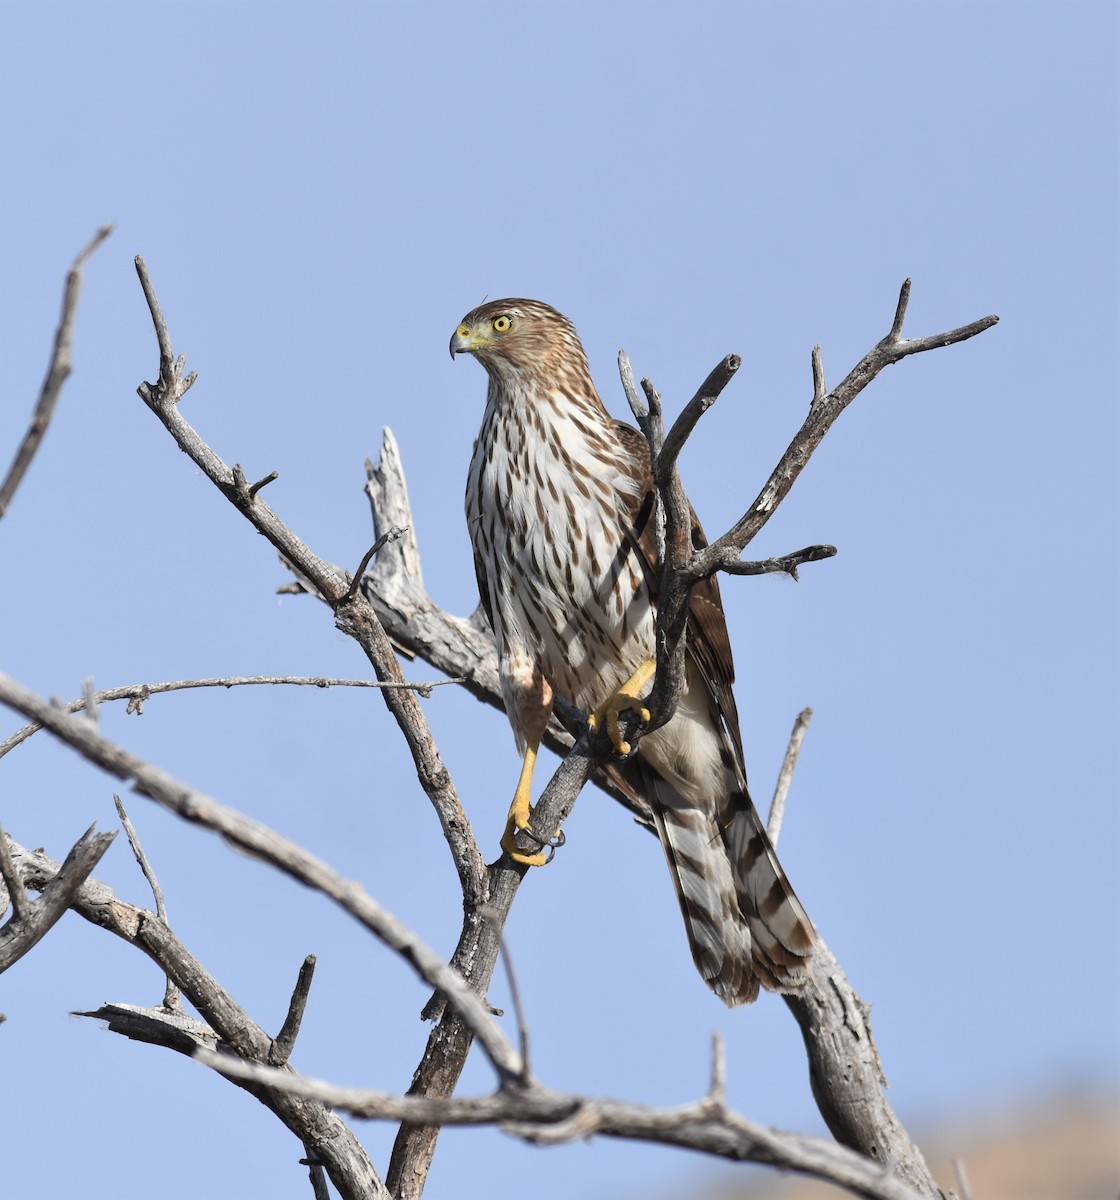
(500, 742, 563, 866)
(587, 657, 656, 755)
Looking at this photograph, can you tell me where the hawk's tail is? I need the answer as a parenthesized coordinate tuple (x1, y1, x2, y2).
(721, 790, 816, 993)
(646, 772, 816, 1007)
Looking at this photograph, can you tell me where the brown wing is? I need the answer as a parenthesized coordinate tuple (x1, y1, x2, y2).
(611, 420, 747, 775)
(472, 544, 495, 632)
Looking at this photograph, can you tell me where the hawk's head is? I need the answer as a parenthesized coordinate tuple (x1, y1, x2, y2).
(450, 298, 586, 384)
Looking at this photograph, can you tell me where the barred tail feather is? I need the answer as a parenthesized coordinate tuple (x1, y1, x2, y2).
(722, 795, 816, 991)
(647, 774, 759, 1007)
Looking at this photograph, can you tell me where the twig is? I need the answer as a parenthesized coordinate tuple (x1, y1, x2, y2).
(113, 794, 178, 1009)
(721, 544, 837, 580)
(483, 906, 532, 1085)
(655, 354, 741, 486)
(953, 1157, 973, 1200)
(305, 1159, 331, 1200)
(617, 350, 647, 428)
(705, 1031, 727, 1112)
(271, 955, 317, 1067)
(0, 822, 31, 921)
(811, 344, 827, 407)
(343, 527, 405, 604)
(0, 674, 460, 761)
(768, 708, 813, 846)
(0, 225, 113, 519)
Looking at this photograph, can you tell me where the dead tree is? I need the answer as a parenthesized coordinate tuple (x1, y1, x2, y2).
(0, 230, 997, 1200)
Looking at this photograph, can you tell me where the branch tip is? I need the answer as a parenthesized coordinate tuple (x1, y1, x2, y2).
(890, 279, 912, 341)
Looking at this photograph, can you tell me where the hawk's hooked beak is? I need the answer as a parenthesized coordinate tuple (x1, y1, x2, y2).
(449, 324, 477, 360)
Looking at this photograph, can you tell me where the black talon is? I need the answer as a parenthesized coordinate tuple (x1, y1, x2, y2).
(521, 825, 566, 863)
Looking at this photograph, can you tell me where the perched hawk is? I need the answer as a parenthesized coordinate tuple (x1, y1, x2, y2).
(450, 299, 815, 1005)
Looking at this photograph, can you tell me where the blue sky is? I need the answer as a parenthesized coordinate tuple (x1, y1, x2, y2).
(1, 3, 1117, 1199)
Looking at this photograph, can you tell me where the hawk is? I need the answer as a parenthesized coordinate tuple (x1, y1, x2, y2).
(450, 299, 815, 1005)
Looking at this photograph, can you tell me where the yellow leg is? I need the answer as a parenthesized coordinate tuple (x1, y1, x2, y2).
(587, 657, 656, 755)
(501, 741, 556, 866)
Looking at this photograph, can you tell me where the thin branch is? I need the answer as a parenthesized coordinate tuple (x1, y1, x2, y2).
(305, 1160, 331, 1200)
(617, 350, 647, 428)
(0, 824, 115, 972)
(953, 1157, 973, 1200)
(811, 344, 826, 407)
(655, 354, 741, 488)
(271, 955, 317, 1067)
(483, 906, 532, 1085)
(706, 1031, 727, 1112)
(343, 526, 405, 604)
(719, 543, 837, 580)
(890, 278, 912, 341)
(192, 1052, 926, 1200)
(0, 821, 31, 922)
(768, 708, 813, 846)
(113, 794, 178, 1009)
(0, 225, 113, 519)
(0, 674, 460, 761)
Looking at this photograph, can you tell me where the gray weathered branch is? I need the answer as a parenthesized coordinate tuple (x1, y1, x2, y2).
(0, 225, 113, 519)
(193, 1051, 926, 1200)
(0, 673, 459, 762)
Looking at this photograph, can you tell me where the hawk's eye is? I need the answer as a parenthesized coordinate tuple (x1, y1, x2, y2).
(492, 315, 512, 333)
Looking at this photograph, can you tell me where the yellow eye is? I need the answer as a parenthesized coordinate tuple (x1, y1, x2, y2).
(492, 315, 512, 333)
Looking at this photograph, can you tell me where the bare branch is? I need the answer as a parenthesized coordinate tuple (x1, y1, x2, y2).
(717, 543, 837, 580)
(617, 350, 646, 427)
(889, 278, 912, 341)
(0, 821, 31, 922)
(811, 344, 826, 406)
(0, 824, 115, 972)
(706, 1031, 727, 1112)
(271, 955, 317, 1067)
(484, 906, 532, 1085)
(655, 354, 741, 488)
(0, 673, 460, 761)
(953, 1157, 974, 1200)
(768, 707, 813, 846)
(0, 226, 113, 519)
(193, 1052, 926, 1200)
(113, 794, 178, 1009)
(343, 526, 406, 605)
